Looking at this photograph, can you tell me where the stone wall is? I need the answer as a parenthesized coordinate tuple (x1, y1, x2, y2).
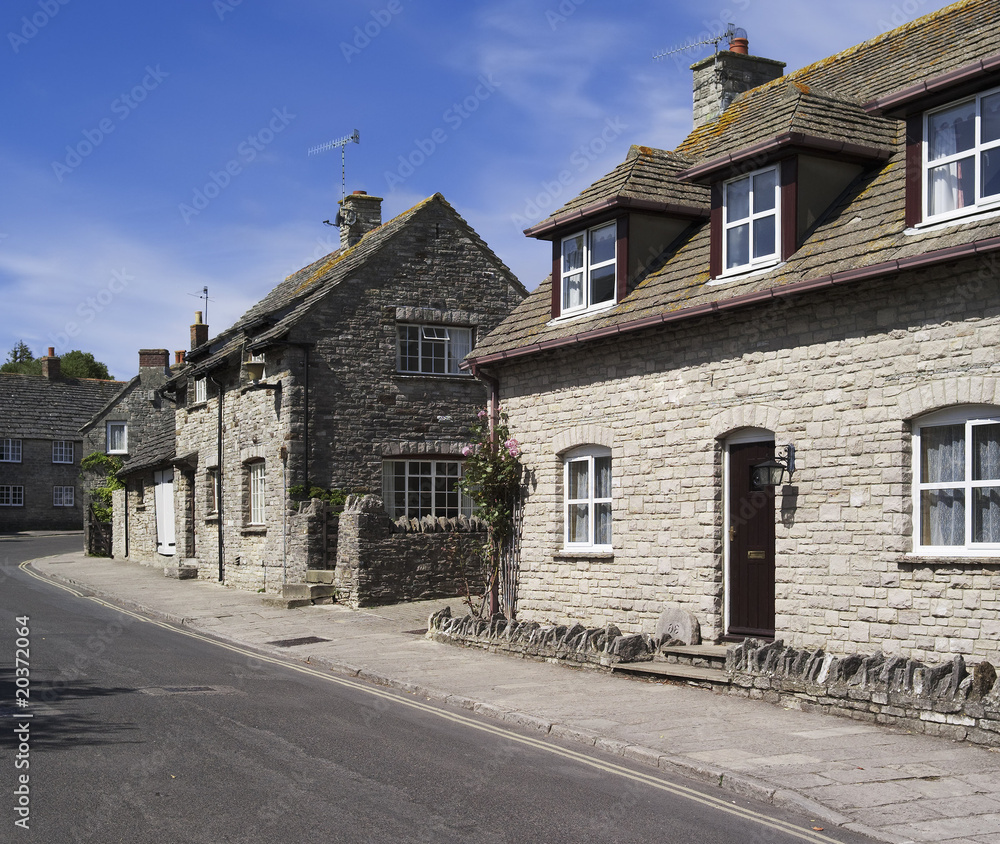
(494, 256, 1000, 663)
(334, 495, 487, 607)
(0, 437, 84, 532)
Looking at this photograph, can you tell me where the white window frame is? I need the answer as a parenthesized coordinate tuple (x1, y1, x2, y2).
(107, 421, 128, 454)
(206, 467, 220, 515)
(0, 486, 24, 507)
(559, 221, 618, 316)
(52, 440, 74, 464)
(563, 446, 613, 550)
(923, 86, 1000, 223)
(382, 459, 474, 519)
(396, 324, 473, 376)
(1, 439, 22, 463)
(249, 461, 265, 525)
(912, 405, 1000, 555)
(53, 486, 75, 507)
(194, 377, 207, 404)
(722, 165, 780, 275)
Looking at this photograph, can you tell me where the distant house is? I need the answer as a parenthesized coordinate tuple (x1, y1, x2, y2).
(0, 350, 121, 532)
(81, 348, 178, 556)
(467, 0, 1000, 663)
(116, 191, 526, 601)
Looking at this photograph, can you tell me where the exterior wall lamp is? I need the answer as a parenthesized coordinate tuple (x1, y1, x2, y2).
(752, 444, 795, 487)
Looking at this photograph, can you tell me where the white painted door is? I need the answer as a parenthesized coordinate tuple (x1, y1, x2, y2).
(153, 469, 176, 556)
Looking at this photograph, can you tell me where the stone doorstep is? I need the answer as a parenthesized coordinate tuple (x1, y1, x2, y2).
(660, 643, 730, 668)
(306, 570, 334, 584)
(612, 659, 730, 686)
(163, 563, 198, 580)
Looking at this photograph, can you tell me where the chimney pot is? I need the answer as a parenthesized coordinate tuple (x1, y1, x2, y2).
(175, 350, 186, 365)
(729, 37, 749, 55)
(41, 349, 60, 380)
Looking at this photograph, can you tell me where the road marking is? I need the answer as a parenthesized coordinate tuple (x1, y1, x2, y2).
(21, 560, 846, 844)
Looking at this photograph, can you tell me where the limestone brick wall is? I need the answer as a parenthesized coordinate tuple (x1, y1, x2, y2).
(118, 475, 161, 566)
(111, 487, 126, 558)
(496, 259, 1000, 663)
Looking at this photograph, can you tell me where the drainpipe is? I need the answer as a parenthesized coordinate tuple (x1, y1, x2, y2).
(208, 374, 225, 582)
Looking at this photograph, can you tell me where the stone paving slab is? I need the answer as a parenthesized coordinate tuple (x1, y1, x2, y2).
(27, 551, 1000, 844)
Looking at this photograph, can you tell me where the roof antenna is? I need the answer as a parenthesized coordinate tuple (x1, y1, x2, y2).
(308, 130, 360, 226)
(653, 23, 746, 60)
(186, 286, 213, 324)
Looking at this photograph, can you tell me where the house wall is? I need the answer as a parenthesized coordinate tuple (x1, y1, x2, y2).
(0, 437, 83, 531)
(174, 201, 524, 594)
(118, 475, 160, 565)
(496, 256, 1000, 664)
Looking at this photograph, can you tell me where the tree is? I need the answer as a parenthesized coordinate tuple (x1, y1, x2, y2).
(0, 344, 112, 379)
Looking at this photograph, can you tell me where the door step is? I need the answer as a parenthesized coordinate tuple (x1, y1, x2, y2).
(611, 643, 732, 686)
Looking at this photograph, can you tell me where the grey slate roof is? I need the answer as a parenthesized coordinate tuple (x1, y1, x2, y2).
(471, 0, 1000, 363)
(119, 414, 176, 475)
(0, 374, 124, 440)
(174, 193, 525, 380)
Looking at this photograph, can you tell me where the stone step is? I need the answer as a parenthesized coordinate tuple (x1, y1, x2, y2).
(659, 643, 730, 669)
(611, 660, 730, 686)
(305, 570, 335, 584)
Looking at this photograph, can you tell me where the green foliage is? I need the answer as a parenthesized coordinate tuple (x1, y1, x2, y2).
(288, 484, 348, 507)
(0, 344, 112, 379)
(81, 452, 124, 523)
(458, 406, 523, 615)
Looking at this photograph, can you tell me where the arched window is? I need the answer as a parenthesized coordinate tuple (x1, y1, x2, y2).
(563, 446, 612, 550)
(913, 405, 1000, 553)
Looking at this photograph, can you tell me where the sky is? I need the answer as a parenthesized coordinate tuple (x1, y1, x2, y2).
(1, 0, 958, 380)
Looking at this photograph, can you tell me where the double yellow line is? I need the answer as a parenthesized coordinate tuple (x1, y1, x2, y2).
(21, 560, 846, 844)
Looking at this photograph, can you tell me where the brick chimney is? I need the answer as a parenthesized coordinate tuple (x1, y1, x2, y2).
(139, 349, 170, 373)
(41, 347, 60, 380)
(338, 191, 383, 249)
(191, 311, 209, 350)
(175, 350, 186, 366)
(691, 36, 784, 128)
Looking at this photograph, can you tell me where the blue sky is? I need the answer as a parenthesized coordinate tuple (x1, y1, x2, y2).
(1, 0, 955, 379)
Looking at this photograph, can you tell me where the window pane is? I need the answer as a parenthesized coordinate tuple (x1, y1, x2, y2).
(982, 149, 1000, 200)
(595, 502, 612, 545)
(981, 92, 1000, 144)
(752, 169, 777, 212)
(590, 264, 615, 305)
(927, 158, 975, 215)
(568, 460, 589, 500)
(562, 235, 583, 273)
(973, 423, 1000, 481)
(590, 224, 616, 266)
(726, 224, 749, 268)
(753, 215, 776, 259)
(563, 273, 584, 310)
(569, 504, 589, 543)
(921, 488, 965, 545)
(594, 456, 612, 499)
(928, 100, 976, 159)
(726, 177, 750, 221)
(448, 328, 472, 373)
(921, 424, 965, 483)
(973, 487, 1000, 543)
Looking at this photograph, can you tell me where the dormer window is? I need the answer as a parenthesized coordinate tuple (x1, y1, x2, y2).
(722, 166, 779, 273)
(560, 221, 616, 315)
(924, 87, 1000, 222)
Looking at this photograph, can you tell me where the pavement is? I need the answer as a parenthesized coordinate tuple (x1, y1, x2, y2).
(25, 549, 1000, 844)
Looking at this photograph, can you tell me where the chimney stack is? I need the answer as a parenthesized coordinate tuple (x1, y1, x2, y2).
(41, 347, 60, 380)
(139, 349, 170, 373)
(691, 36, 784, 128)
(191, 311, 209, 350)
(338, 190, 383, 250)
(175, 350, 186, 366)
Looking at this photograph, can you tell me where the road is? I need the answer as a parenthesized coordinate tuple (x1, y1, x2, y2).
(1, 534, 875, 843)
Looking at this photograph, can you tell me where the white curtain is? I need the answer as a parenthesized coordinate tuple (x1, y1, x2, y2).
(921, 425, 964, 546)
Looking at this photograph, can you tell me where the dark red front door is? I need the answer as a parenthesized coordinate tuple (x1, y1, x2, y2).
(728, 441, 776, 638)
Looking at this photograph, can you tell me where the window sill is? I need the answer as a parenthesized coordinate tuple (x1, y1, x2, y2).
(907, 204, 1000, 234)
(547, 301, 617, 326)
(555, 548, 614, 560)
(898, 553, 1000, 566)
(242, 526, 267, 536)
(395, 373, 473, 380)
(711, 260, 785, 285)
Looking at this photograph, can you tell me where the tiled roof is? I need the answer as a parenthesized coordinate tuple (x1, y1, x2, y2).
(174, 193, 524, 380)
(0, 374, 124, 439)
(471, 0, 1000, 364)
(119, 415, 175, 475)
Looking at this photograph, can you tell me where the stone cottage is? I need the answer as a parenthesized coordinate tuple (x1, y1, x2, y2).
(0, 350, 122, 532)
(81, 348, 179, 557)
(117, 191, 525, 601)
(466, 0, 1000, 664)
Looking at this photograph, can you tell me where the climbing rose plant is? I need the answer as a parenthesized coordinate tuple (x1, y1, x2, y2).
(459, 406, 523, 615)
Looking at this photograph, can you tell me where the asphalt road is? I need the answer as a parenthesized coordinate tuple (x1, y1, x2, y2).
(0, 534, 876, 844)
